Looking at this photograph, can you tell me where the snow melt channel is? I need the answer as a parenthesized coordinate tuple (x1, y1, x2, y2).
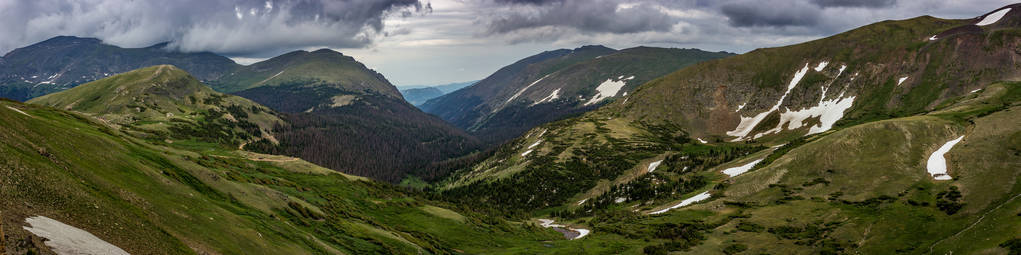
(23, 216, 130, 255)
(585, 76, 634, 106)
(649, 191, 711, 215)
(538, 219, 590, 240)
(926, 136, 964, 180)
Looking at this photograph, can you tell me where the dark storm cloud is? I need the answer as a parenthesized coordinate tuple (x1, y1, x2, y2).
(0, 0, 425, 57)
(812, 0, 897, 8)
(483, 0, 676, 34)
(720, 0, 821, 27)
(493, 0, 564, 5)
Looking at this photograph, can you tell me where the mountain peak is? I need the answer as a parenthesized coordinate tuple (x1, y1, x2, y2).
(311, 48, 343, 55)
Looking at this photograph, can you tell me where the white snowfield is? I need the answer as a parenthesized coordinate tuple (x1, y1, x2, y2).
(585, 75, 634, 106)
(577, 198, 588, 205)
(814, 61, 829, 72)
(537, 219, 590, 240)
(927, 136, 965, 181)
(722, 159, 764, 177)
(528, 140, 543, 149)
(6, 106, 31, 117)
(735, 102, 746, 112)
(971, 89, 982, 93)
(531, 88, 561, 106)
(898, 76, 908, 86)
(976, 8, 1011, 26)
(647, 160, 664, 173)
(649, 191, 711, 215)
(732, 62, 854, 140)
(505, 74, 551, 105)
(929, 35, 938, 41)
(753, 92, 856, 138)
(23, 216, 130, 255)
(697, 138, 708, 144)
(727, 63, 810, 140)
(521, 150, 533, 157)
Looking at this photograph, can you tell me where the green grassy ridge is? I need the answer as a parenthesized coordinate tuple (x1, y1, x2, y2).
(210, 49, 400, 98)
(27, 65, 282, 147)
(0, 100, 566, 254)
(437, 73, 1018, 253)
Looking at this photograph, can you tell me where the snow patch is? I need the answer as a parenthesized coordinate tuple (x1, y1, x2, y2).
(584, 76, 634, 106)
(929, 35, 938, 41)
(976, 8, 1011, 26)
(722, 159, 764, 177)
(6, 106, 30, 117)
(649, 191, 711, 215)
(531, 88, 561, 106)
(521, 150, 533, 157)
(577, 198, 588, 205)
(926, 136, 964, 181)
(897, 76, 908, 86)
(647, 160, 663, 173)
(697, 138, 708, 144)
(615, 197, 627, 203)
(814, 61, 829, 72)
(970, 89, 982, 93)
(735, 102, 746, 112)
(506, 74, 551, 104)
(752, 93, 856, 138)
(528, 140, 543, 149)
(727, 64, 810, 140)
(23, 216, 130, 255)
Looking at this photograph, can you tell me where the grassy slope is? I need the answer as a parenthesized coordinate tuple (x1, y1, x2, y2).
(211, 49, 399, 98)
(0, 100, 572, 254)
(438, 9, 1021, 253)
(28, 65, 281, 146)
(691, 83, 1020, 254)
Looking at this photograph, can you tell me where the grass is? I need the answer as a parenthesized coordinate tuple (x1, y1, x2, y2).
(0, 99, 568, 254)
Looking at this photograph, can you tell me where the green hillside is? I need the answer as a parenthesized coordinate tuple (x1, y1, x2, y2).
(0, 99, 570, 254)
(211, 49, 400, 98)
(438, 6, 1021, 254)
(28, 65, 280, 147)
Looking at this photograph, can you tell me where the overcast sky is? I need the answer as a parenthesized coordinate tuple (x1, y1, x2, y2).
(0, 0, 1015, 86)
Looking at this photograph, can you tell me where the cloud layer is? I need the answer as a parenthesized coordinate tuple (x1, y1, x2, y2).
(0, 0, 424, 57)
(0, 0, 1016, 85)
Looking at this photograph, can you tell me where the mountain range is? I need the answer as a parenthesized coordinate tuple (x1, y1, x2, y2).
(2, 3, 1021, 255)
(421, 45, 734, 144)
(0, 36, 239, 101)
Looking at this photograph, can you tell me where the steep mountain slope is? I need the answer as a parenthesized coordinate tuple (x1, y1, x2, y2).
(0, 36, 239, 101)
(439, 5, 1021, 254)
(211, 49, 399, 97)
(421, 46, 733, 143)
(400, 87, 445, 105)
(221, 49, 482, 183)
(28, 65, 280, 147)
(0, 99, 571, 254)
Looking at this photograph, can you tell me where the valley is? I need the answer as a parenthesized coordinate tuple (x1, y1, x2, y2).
(1, 2, 1020, 255)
